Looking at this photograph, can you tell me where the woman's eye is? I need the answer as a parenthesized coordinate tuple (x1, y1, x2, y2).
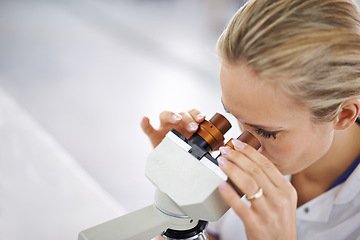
(255, 128, 277, 140)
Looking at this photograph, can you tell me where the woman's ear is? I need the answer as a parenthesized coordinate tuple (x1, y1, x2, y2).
(334, 98, 360, 130)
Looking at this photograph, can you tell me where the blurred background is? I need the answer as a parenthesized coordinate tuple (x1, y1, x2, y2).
(0, 0, 242, 239)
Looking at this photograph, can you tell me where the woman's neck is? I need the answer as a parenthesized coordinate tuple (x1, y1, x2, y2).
(292, 122, 360, 206)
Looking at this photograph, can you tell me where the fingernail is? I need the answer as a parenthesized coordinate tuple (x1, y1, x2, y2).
(217, 156, 229, 166)
(172, 113, 182, 121)
(187, 122, 198, 131)
(219, 146, 233, 156)
(219, 182, 229, 192)
(196, 113, 205, 121)
(232, 139, 245, 151)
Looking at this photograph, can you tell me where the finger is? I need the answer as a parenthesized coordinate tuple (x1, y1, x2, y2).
(218, 157, 269, 215)
(188, 109, 206, 123)
(177, 111, 200, 132)
(232, 139, 288, 187)
(218, 181, 255, 221)
(219, 147, 276, 193)
(218, 156, 262, 198)
(140, 116, 156, 137)
(159, 111, 182, 125)
(140, 117, 163, 148)
(159, 111, 198, 133)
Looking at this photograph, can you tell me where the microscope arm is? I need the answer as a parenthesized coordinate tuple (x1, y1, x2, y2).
(78, 205, 171, 240)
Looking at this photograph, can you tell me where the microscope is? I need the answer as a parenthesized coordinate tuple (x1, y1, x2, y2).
(78, 113, 260, 240)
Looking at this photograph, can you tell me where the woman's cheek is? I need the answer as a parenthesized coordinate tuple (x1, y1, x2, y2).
(259, 139, 297, 172)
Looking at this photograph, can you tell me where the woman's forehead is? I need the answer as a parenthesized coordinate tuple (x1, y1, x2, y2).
(220, 63, 307, 128)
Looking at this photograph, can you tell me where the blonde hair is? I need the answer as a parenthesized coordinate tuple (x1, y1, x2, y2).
(217, 0, 360, 122)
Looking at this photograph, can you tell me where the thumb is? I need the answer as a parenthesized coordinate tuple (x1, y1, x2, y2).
(140, 116, 156, 137)
(140, 116, 163, 148)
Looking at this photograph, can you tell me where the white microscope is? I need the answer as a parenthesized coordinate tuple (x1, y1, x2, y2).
(78, 113, 260, 240)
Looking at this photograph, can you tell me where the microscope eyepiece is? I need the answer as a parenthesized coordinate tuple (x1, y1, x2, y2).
(189, 113, 231, 151)
(225, 131, 261, 150)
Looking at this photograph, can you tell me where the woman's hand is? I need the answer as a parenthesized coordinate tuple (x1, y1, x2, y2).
(140, 109, 205, 148)
(218, 140, 298, 240)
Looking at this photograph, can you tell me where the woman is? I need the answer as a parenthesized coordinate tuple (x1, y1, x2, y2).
(141, 0, 360, 239)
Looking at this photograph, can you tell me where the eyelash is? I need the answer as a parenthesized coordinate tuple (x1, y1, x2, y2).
(254, 128, 278, 140)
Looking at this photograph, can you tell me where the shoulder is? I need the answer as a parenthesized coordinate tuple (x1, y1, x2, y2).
(297, 165, 360, 239)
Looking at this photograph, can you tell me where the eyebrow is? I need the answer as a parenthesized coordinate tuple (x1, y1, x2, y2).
(245, 123, 281, 132)
(221, 97, 281, 132)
